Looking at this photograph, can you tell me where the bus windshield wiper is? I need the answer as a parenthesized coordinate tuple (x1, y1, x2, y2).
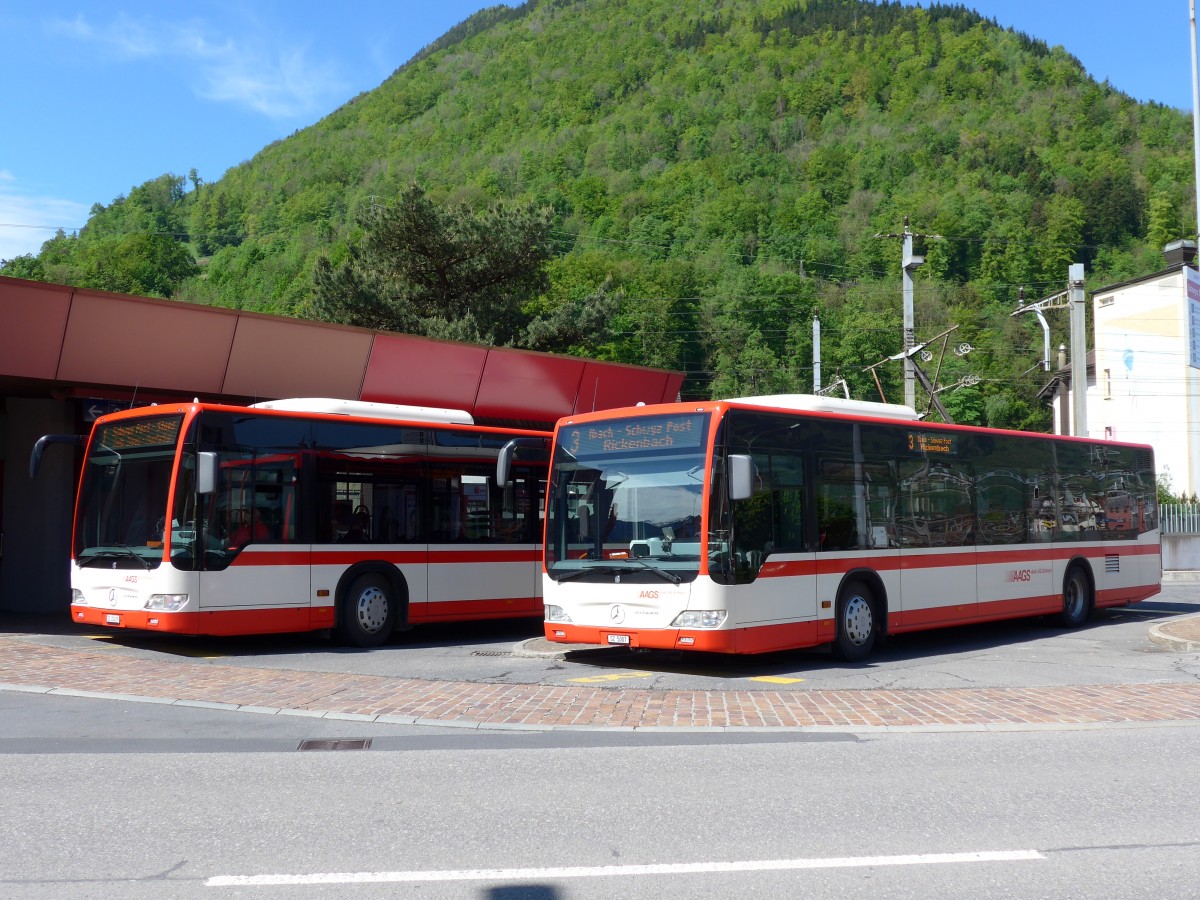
(623, 557, 682, 584)
(80, 546, 153, 570)
(552, 564, 626, 583)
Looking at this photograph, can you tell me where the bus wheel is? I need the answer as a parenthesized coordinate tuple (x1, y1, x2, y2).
(1056, 566, 1092, 628)
(833, 580, 877, 663)
(338, 574, 395, 648)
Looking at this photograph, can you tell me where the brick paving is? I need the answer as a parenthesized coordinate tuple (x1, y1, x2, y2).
(2, 633, 1199, 731)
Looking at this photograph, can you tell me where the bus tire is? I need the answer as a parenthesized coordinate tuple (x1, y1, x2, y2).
(833, 580, 877, 663)
(337, 573, 396, 648)
(1055, 565, 1092, 628)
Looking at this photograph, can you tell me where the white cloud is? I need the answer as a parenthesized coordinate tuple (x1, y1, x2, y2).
(48, 13, 161, 59)
(196, 45, 343, 119)
(0, 171, 90, 262)
(47, 13, 345, 120)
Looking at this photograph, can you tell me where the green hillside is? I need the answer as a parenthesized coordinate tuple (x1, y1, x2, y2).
(6, 0, 1195, 426)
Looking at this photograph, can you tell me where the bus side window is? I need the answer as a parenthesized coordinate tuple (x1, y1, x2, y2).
(329, 499, 370, 543)
(495, 470, 545, 544)
(816, 457, 859, 552)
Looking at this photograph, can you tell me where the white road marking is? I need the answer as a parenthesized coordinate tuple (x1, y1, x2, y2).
(206, 849, 1043, 886)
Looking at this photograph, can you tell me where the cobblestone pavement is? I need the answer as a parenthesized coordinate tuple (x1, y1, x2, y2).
(3, 616, 1199, 732)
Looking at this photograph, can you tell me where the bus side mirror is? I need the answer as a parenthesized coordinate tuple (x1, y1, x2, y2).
(497, 437, 548, 487)
(197, 451, 219, 495)
(728, 454, 754, 500)
(497, 443, 515, 488)
(29, 434, 85, 478)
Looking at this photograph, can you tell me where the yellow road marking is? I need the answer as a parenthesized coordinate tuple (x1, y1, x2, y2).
(751, 675, 806, 684)
(568, 672, 653, 683)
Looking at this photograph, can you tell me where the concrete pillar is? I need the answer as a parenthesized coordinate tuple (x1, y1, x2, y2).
(1, 398, 76, 615)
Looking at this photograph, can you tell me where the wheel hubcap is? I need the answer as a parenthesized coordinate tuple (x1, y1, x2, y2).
(355, 586, 388, 634)
(843, 595, 873, 646)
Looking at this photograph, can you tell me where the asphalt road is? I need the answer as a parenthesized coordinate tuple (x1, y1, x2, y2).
(1, 708, 1197, 898)
(3, 585, 1199, 898)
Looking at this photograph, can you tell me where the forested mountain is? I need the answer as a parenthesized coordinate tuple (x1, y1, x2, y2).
(6, 0, 1195, 427)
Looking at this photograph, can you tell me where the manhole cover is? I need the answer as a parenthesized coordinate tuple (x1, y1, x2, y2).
(297, 739, 373, 751)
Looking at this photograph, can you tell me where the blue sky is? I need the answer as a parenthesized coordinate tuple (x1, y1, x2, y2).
(1, 1, 1196, 261)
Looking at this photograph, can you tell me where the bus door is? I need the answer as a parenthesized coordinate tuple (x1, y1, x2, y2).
(198, 452, 311, 628)
(353, 470, 428, 620)
(728, 447, 817, 642)
(895, 459, 978, 624)
(1050, 445, 1107, 604)
(975, 467, 1055, 617)
(426, 462, 540, 620)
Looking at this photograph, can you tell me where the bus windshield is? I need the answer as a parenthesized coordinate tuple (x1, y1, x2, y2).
(546, 413, 709, 582)
(74, 415, 183, 569)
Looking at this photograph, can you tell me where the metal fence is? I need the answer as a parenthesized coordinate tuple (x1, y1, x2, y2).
(1161, 503, 1200, 534)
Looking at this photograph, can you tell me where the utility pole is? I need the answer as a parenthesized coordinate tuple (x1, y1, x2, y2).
(812, 315, 821, 394)
(1191, 0, 1200, 240)
(1010, 267, 1088, 436)
(876, 217, 940, 409)
(901, 218, 922, 410)
(1069, 263, 1088, 438)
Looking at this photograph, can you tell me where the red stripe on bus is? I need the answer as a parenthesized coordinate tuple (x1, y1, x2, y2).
(1096, 585, 1160, 607)
(229, 551, 315, 566)
(545, 621, 824, 654)
(411, 597, 542, 623)
(755, 543, 1159, 578)
(70, 604, 332, 636)
(72, 595, 542, 636)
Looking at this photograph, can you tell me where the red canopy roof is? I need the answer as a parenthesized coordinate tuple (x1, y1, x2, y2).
(0, 276, 683, 429)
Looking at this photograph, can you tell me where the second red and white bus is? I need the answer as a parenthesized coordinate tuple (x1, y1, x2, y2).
(517, 395, 1161, 659)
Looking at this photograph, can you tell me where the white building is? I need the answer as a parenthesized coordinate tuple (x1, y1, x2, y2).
(1087, 241, 1200, 497)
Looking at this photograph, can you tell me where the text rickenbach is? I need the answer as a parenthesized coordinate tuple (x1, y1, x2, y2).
(591, 418, 695, 451)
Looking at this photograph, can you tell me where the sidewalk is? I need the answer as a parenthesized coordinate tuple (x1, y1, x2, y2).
(1149, 612, 1200, 651)
(1, 615, 1199, 732)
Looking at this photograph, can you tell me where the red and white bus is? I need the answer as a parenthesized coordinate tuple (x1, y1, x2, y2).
(34, 398, 547, 646)
(518, 395, 1161, 660)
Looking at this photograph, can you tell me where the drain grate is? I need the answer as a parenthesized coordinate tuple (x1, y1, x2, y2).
(297, 739, 373, 751)
(471, 650, 514, 657)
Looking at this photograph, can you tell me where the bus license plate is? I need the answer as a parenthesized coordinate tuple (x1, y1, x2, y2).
(607, 634, 630, 645)
(106, 614, 121, 625)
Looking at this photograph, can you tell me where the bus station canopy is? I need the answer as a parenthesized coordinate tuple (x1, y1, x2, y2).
(0, 276, 684, 430)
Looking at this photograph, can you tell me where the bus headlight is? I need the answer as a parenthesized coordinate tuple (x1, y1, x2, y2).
(671, 609, 727, 629)
(145, 593, 189, 612)
(72, 589, 86, 606)
(545, 605, 572, 623)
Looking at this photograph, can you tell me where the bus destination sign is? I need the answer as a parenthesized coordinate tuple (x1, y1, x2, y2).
(563, 413, 708, 456)
(99, 416, 183, 451)
(906, 430, 957, 456)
